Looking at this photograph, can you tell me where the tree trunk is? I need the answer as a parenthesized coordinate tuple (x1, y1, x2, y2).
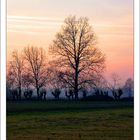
(74, 88, 78, 100)
(37, 87, 40, 100)
(74, 68, 79, 100)
(36, 79, 40, 100)
(18, 86, 22, 100)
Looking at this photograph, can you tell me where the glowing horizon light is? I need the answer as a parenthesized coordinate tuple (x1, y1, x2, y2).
(7, 0, 134, 82)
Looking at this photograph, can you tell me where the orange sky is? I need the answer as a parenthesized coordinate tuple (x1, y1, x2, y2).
(7, 0, 133, 82)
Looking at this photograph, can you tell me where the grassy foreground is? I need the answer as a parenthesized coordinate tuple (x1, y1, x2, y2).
(7, 101, 133, 140)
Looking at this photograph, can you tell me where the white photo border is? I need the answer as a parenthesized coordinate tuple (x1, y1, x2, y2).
(1, 0, 6, 140)
(134, 0, 140, 139)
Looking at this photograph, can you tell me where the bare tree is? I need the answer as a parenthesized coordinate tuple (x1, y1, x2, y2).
(7, 50, 24, 100)
(39, 87, 47, 100)
(23, 46, 48, 99)
(24, 89, 33, 100)
(124, 78, 134, 97)
(49, 16, 105, 100)
(109, 73, 123, 100)
(65, 89, 74, 100)
(93, 75, 108, 90)
(109, 73, 121, 90)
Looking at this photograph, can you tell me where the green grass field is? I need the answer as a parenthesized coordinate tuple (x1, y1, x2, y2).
(7, 101, 133, 140)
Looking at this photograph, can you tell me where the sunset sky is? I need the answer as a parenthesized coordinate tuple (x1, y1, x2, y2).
(7, 0, 133, 82)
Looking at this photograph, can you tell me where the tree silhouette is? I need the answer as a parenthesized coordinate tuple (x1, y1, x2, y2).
(124, 78, 134, 97)
(39, 88, 47, 100)
(65, 89, 74, 100)
(23, 46, 48, 99)
(51, 88, 61, 100)
(7, 50, 24, 100)
(50, 16, 105, 100)
(109, 73, 123, 100)
(24, 89, 33, 100)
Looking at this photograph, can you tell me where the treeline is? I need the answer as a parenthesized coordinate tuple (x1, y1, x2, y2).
(6, 82, 133, 101)
(6, 16, 134, 101)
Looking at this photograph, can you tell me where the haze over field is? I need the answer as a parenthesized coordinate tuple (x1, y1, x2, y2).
(7, 0, 133, 81)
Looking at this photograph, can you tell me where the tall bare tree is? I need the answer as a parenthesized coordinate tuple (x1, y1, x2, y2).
(23, 46, 48, 99)
(7, 50, 24, 99)
(50, 16, 105, 100)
